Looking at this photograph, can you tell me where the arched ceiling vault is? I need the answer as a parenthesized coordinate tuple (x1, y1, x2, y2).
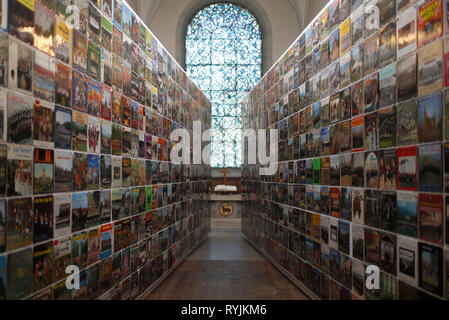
(128, 0, 306, 33)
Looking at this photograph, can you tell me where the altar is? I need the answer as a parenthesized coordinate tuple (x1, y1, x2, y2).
(210, 168, 242, 220)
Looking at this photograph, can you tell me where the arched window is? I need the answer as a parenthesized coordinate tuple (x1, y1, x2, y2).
(186, 3, 262, 168)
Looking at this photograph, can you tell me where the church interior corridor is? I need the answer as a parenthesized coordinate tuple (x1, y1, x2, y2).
(1, 0, 449, 308)
(147, 219, 309, 300)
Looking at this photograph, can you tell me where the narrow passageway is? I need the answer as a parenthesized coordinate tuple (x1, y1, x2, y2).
(146, 219, 309, 300)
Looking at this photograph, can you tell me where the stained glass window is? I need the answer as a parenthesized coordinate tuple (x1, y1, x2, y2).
(186, 3, 262, 168)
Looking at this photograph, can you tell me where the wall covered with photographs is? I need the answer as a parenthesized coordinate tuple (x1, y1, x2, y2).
(242, 0, 449, 300)
(0, 0, 212, 300)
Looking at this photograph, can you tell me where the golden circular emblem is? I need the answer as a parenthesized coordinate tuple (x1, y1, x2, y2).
(219, 202, 233, 217)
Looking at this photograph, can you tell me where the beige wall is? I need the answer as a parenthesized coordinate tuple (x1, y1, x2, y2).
(306, 0, 331, 26)
(144, 0, 301, 68)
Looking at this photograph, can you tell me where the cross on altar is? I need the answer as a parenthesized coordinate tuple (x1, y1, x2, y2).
(220, 168, 230, 185)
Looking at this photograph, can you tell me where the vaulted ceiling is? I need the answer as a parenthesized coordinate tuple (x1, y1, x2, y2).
(127, 0, 163, 25)
(127, 0, 322, 33)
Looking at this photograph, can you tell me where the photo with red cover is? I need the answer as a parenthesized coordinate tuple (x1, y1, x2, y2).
(397, 146, 418, 191)
(418, 193, 443, 245)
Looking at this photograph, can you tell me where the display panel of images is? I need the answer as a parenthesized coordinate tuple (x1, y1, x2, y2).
(0, 0, 211, 301)
(242, 0, 449, 300)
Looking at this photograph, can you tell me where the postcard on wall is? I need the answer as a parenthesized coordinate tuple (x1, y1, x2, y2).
(365, 189, 379, 228)
(87, 115, 100, 153)
(329, 0, 340, 32)
(72, 230, 87, 269)
(352, 116, 364, 152)
(101, 119, 112, 154)
(101, 155, 112, 189)
(73, 30, 88, 74)
(350, 187, 364, 226)
(100, 224, 112, 260)
(72, 0, 88, 35)
(379, 231, 397, 276)
(364, 33, 379, 76)
(53, 235, 71, 282)
(379, 63, 396, 108)
(379, 105, 396, 148)
(33, 196, 54, 243)
(340, 18, 351, 56)
(8, 0, 34, 46)
(87, 78, 101, 117)
(380, 190, 397, 232)
(419, 193, 443, 245)
(112, 57, 123, 91)
(0, 33, 8, 89)
(364, 72, 378, 112)
(351, 80, 363, 116)
(7, 91, 33, 145)
(418, 92, 442, 143)
(351, 6, 363, 45)
(6, 197, 33, 251)
(54, 105, 72, 149)
(379, 0, 396, 26)
(111, 123, 121, 156)
(443, 39, 449, 87)
(122, 33, 132, 67)
(34, 1, 55, 57)
(329, 61, 340, 94)
(101, 48, 112, 87)
(33, 148, 53, 194)
(364, 0, 380, 38)
(112, 25, 123, 60)
(0, 0, 6, 31)
(101, 84, 112, 120)
(397, 191, 418, 238)
(72, 110, 88, 152)
(122, 1, 132, 39)
(351, 43, 363, 83)
(340, 52, 351, 88)
(418, 39, 443, 96)
(54, 150, 72, 194)
(0, 201, 4, 252)
(72, 70, 87, 113)
(33, 99, 54, 148)
(8, 39, 33, 93)
(397, 146, 418, 191)
(6, 143, 31, 196)
(418, 0, 442, 48)
(329, 28, 340, 63)
(365, 151, 379, 188)
(365, 112, 378, 151)
(419, 242, 443, 297)
(88, 41, 101, 81)
(397, 99, 417, 146)
(445, 142, 449, 193)
(397, 53, 417, 101)
(88, 1, 101, 44)
(101, 16, 112, 53)
(6, 247, 32, 299)
(33, 51, 55, 102)
(55, 16, 71, 65)
(379, 21, 396, 67)
(418, 142, 443, 193)
(0, 145, 5, 198)
(397, 6, 417, 58)
(54, 64, 71, 108)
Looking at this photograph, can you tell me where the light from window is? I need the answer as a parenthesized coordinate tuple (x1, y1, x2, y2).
(186, 3, 262, 167)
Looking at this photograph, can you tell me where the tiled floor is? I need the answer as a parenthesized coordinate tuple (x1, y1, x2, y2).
(146, 219, 309, 300)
